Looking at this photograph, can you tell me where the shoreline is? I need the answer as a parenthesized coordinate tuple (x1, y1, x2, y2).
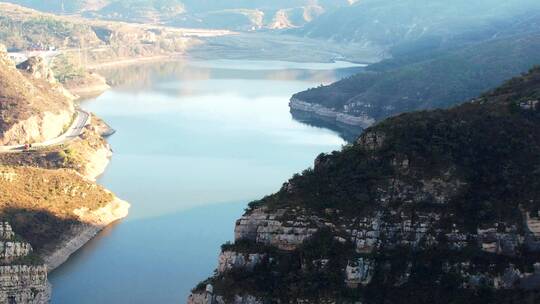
(86, 54, 186, 70)
(69, 83, 111, 99)
(289, 98, 375, 128)
(43, 116, 127, 272)
(44, 197, 130, 271)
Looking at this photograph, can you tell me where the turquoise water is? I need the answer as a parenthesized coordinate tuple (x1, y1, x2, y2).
(49, 60, 362, 303)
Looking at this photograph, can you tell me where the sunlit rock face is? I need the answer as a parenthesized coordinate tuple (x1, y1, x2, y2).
(235, 208, 320, 251)
(217, 251, 266, 274)
(0, 222, 50, 304)
(16, 57, 56, 84)
(0, 46, 75, 146)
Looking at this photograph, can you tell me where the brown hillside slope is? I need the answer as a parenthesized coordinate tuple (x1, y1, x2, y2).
(0, 45, 75, 145)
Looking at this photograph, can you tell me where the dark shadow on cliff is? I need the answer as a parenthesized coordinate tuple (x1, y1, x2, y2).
(1, 207, 81, 253)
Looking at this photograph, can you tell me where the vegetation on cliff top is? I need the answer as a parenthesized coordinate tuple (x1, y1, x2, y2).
(205, 67, 540, 303)
(0, 46, 74, 136)
(293, 32, 540, 123)
(263, 66, 540, 225)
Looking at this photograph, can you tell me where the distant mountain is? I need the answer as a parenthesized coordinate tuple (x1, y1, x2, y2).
(292, 32, 540, 125)
(290, 1, 540, 133)
(294, 0, 540, 53)
(0, 3, 200, 63)
(2, 0, 354, 30)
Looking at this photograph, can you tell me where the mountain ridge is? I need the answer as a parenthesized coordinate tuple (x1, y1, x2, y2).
(189, 66, 540, 304)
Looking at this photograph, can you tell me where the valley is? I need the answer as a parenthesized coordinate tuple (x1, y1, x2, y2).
(1, 1, 540, 303)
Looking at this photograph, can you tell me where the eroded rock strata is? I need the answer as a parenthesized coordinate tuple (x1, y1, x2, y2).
(0, 222, 49, 304)
(190, 68, 540, 303)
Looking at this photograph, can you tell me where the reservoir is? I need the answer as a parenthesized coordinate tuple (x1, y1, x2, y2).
(49, 60, 362, 303)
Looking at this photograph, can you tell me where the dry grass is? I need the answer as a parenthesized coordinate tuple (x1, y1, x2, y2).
(0, 55, 73, 133)
(0, 116, 110, 177)
(0, 165, 113, 250)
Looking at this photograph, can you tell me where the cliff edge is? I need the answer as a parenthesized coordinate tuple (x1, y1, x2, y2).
(191, 68, 540, 303)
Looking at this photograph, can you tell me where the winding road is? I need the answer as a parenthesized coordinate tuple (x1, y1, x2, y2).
(0, 109, 91, 154)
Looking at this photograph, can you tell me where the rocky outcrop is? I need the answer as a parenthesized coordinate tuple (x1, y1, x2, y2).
(0, 110, 75, 146)
(290, 98, 375, 128)
(16, 57, 56, 84)
(217, 251, 266, 274)
(345, 258, 375, 288)
(0, 222, 15, 240)
(74, 117, 116, 181)
(0, 223, 50, 304)
(81, 144, 113, 181)
(188, 286, 262, 304)
(0, 265, 50, 304)
(235, 208, 320, 251)
(0, 241, 32, 264)
(0, 47, 76, 146)
(357, 130, 385, 150)
(16, 56, 76, 101)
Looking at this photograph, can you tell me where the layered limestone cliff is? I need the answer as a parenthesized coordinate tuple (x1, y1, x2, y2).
(0, 222, 50, 304)
(0, 45, 76, 146)
(191, 68, 540, 303)
(217, 251, 267, 275)
(290, 98, 375, 128)
(188, 290, 262, 304)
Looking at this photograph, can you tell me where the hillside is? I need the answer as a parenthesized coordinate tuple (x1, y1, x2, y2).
(294, 0, 540, 53)
(190, 68, 540, 303)
(0, 2, 205, 64)
(291, 31, 540, 130)
(0, 44, 75, 145)
(0, 35, 128, 302)
(0, 166, 113, 252)
(2, 0, 354, 31)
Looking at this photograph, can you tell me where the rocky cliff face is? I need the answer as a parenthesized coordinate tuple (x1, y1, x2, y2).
(0, 222, 50, 304)
(0, 45, 75, 146)
(190, 68, 540, 303)
(290, 98, 375, 128)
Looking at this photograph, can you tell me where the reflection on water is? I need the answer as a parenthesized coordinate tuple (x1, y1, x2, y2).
(49, 60, 362, 303)
(99, 60, 363, 95)
(290, 110, 364, 143)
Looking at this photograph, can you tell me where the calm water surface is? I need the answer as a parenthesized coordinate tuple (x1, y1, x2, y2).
(49, 60, 362, 303)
